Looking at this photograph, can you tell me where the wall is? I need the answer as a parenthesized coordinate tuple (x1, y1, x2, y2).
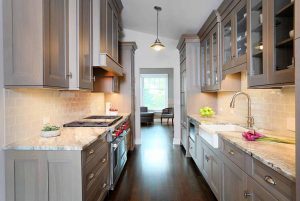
(218, 72, 295, 133)
(121, 29, 181, 145)
(0, 0, 5, 199)
(4, 89, 105, 144)
(140, 68, 174, 109)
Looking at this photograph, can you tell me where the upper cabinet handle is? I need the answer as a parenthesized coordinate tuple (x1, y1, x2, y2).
(264, 175, 276, 185)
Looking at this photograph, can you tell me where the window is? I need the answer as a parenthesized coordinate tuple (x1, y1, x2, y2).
(140, 74, 168, 111)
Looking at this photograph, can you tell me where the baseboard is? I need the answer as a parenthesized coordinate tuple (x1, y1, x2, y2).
(173, 138, 181, 145)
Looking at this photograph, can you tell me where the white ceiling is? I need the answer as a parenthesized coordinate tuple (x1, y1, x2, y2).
(121, 0, 223, 40)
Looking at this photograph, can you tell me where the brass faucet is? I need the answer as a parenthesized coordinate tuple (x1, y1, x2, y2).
(230, 92, 254, 129)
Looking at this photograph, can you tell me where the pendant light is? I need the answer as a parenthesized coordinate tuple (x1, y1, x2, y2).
(150, 6, 165, 51)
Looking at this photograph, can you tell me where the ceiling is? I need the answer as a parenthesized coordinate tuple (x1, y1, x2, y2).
(121, 0, 223, 40)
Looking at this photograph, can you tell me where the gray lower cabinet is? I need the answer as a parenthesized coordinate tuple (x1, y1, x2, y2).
(221, 153, 248, 201)
(5, 134, 109, 201)
(245, 177, 277, 201)
(200, 139, 222, 200)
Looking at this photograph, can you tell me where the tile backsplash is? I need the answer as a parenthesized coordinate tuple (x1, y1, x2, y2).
(218, 72, 295, 133)
(4, 89, 105, 145)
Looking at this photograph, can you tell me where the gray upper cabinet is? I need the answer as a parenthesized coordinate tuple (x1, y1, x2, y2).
(79, 0, 93, 90)
(248, 0, 295, 87)
(3, 0, 92, 90)
(199, 11, 221, 92)
(93, 0, 123, 76)
(218, 0, 247, 74)
(3, 0, 69, 88)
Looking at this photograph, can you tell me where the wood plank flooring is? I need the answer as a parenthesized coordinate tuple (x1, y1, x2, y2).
(105, 124, 217, 201)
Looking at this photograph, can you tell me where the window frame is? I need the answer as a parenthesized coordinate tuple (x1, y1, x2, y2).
(140, 74, 169, 112)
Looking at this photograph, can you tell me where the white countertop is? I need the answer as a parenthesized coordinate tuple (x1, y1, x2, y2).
(4, 113, 130, 151)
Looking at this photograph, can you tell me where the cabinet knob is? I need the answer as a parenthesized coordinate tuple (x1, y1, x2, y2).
(264, 175, 276, 185)
(228, 150, 235, 155)
(89, 149, 94, 155)
(88, 173, 95, 180)
(66, 72, 73, 79)
(102, 183, 107, 189)
(244, 191, 251, 198)
(102, 157, 106, 163)
(205, 155, 210, 162)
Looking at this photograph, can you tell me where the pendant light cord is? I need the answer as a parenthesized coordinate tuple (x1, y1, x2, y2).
(156, 9, 159, 40)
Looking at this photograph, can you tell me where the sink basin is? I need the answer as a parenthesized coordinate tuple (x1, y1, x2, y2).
(199, 124, 248, 148)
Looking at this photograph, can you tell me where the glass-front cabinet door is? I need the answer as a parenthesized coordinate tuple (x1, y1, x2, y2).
(248, 0, 268, 87)
(234, 1, 247, 66)
(268, 0, 295, 84)
(200, 41, 206, 90)
(211, 27, 220, 90)
(222, 14, 233, 70)
(205, 38, 211, 87)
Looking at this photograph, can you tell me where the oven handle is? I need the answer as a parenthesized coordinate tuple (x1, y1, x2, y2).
(112, 136, 125, 149)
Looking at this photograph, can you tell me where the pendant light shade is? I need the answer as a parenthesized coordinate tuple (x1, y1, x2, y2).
(151, 6, 165, 51)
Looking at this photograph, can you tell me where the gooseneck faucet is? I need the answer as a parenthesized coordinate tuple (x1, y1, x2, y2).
(230, 92, 254, 129)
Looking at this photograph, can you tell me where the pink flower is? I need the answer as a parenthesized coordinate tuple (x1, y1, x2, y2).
(242, 131, 264, 141)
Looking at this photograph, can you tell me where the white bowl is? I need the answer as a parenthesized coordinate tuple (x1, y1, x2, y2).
(41, 130, 61, 138)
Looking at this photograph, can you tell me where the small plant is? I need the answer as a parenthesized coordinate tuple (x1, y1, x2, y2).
(42, 124, 60, 132)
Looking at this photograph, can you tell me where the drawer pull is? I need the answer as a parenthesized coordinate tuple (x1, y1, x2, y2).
(102, 157, 107, 163)
(205, 155, 210, 162)
(264, 175, 276, 185)
(102, 183, 107, 189)
(228, 150, 235, 155)
(88, 173, 95, 180)
(244, 192, 251, 198)
(89, 149, 95, 155)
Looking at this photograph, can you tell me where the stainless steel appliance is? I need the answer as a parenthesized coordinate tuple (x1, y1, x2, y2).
(109, 119, 130, 190)
(63, 115, 122, 127)
(63, 115, 130, 190)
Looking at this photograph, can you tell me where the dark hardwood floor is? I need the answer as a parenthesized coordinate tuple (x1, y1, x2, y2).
(105, 123, 217, 201)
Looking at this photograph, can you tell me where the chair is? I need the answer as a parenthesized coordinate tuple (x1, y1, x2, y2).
(161, 107, 174, 125)
(140, 107, 154, 125)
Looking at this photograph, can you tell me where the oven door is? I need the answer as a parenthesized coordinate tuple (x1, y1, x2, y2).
(111, 136, 126, 184)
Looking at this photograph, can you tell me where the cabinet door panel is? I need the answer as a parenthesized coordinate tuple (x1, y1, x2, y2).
(79, 0, 93, 89)
(106, 0, 113, 57)
(233, 0, 247, 66)
(267, 0, 295, 84)
(247, 0, 268, 87)
(202, 144, 211, 182)
(210, 153, 221, 200)
(44, 0, 69, 88)
(112, 12, 119, 61)
(222, 14, 234, 71)
(3, 0, 44, 86)
(222, 155, 247, 201)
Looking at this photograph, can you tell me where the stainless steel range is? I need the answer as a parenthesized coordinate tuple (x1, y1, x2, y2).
(63, 115, 130, 190)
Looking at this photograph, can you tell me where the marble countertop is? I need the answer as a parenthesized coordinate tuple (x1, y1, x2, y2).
(187, 113, 296, 182)
(4, 113, 130, 151)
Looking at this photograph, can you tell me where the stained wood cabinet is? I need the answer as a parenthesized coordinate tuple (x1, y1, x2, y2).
(247, 0, 295, 87)
(5, 134, 109, 201)
(3, 0, 93, 90)
(218, 0, 247, 74)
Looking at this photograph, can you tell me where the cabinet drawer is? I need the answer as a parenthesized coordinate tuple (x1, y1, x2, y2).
(222, 139, 246, 170)
(86, 164, 109, 201)
(251, 159, 295, 201)
(83, 136, 107, 165)
(84, 160, 108, 196)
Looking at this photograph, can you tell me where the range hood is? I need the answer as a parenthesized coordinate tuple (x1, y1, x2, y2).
(96, 53, 124, 76)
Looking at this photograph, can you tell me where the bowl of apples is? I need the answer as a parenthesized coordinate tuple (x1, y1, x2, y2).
(199, 107, 215, 118)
